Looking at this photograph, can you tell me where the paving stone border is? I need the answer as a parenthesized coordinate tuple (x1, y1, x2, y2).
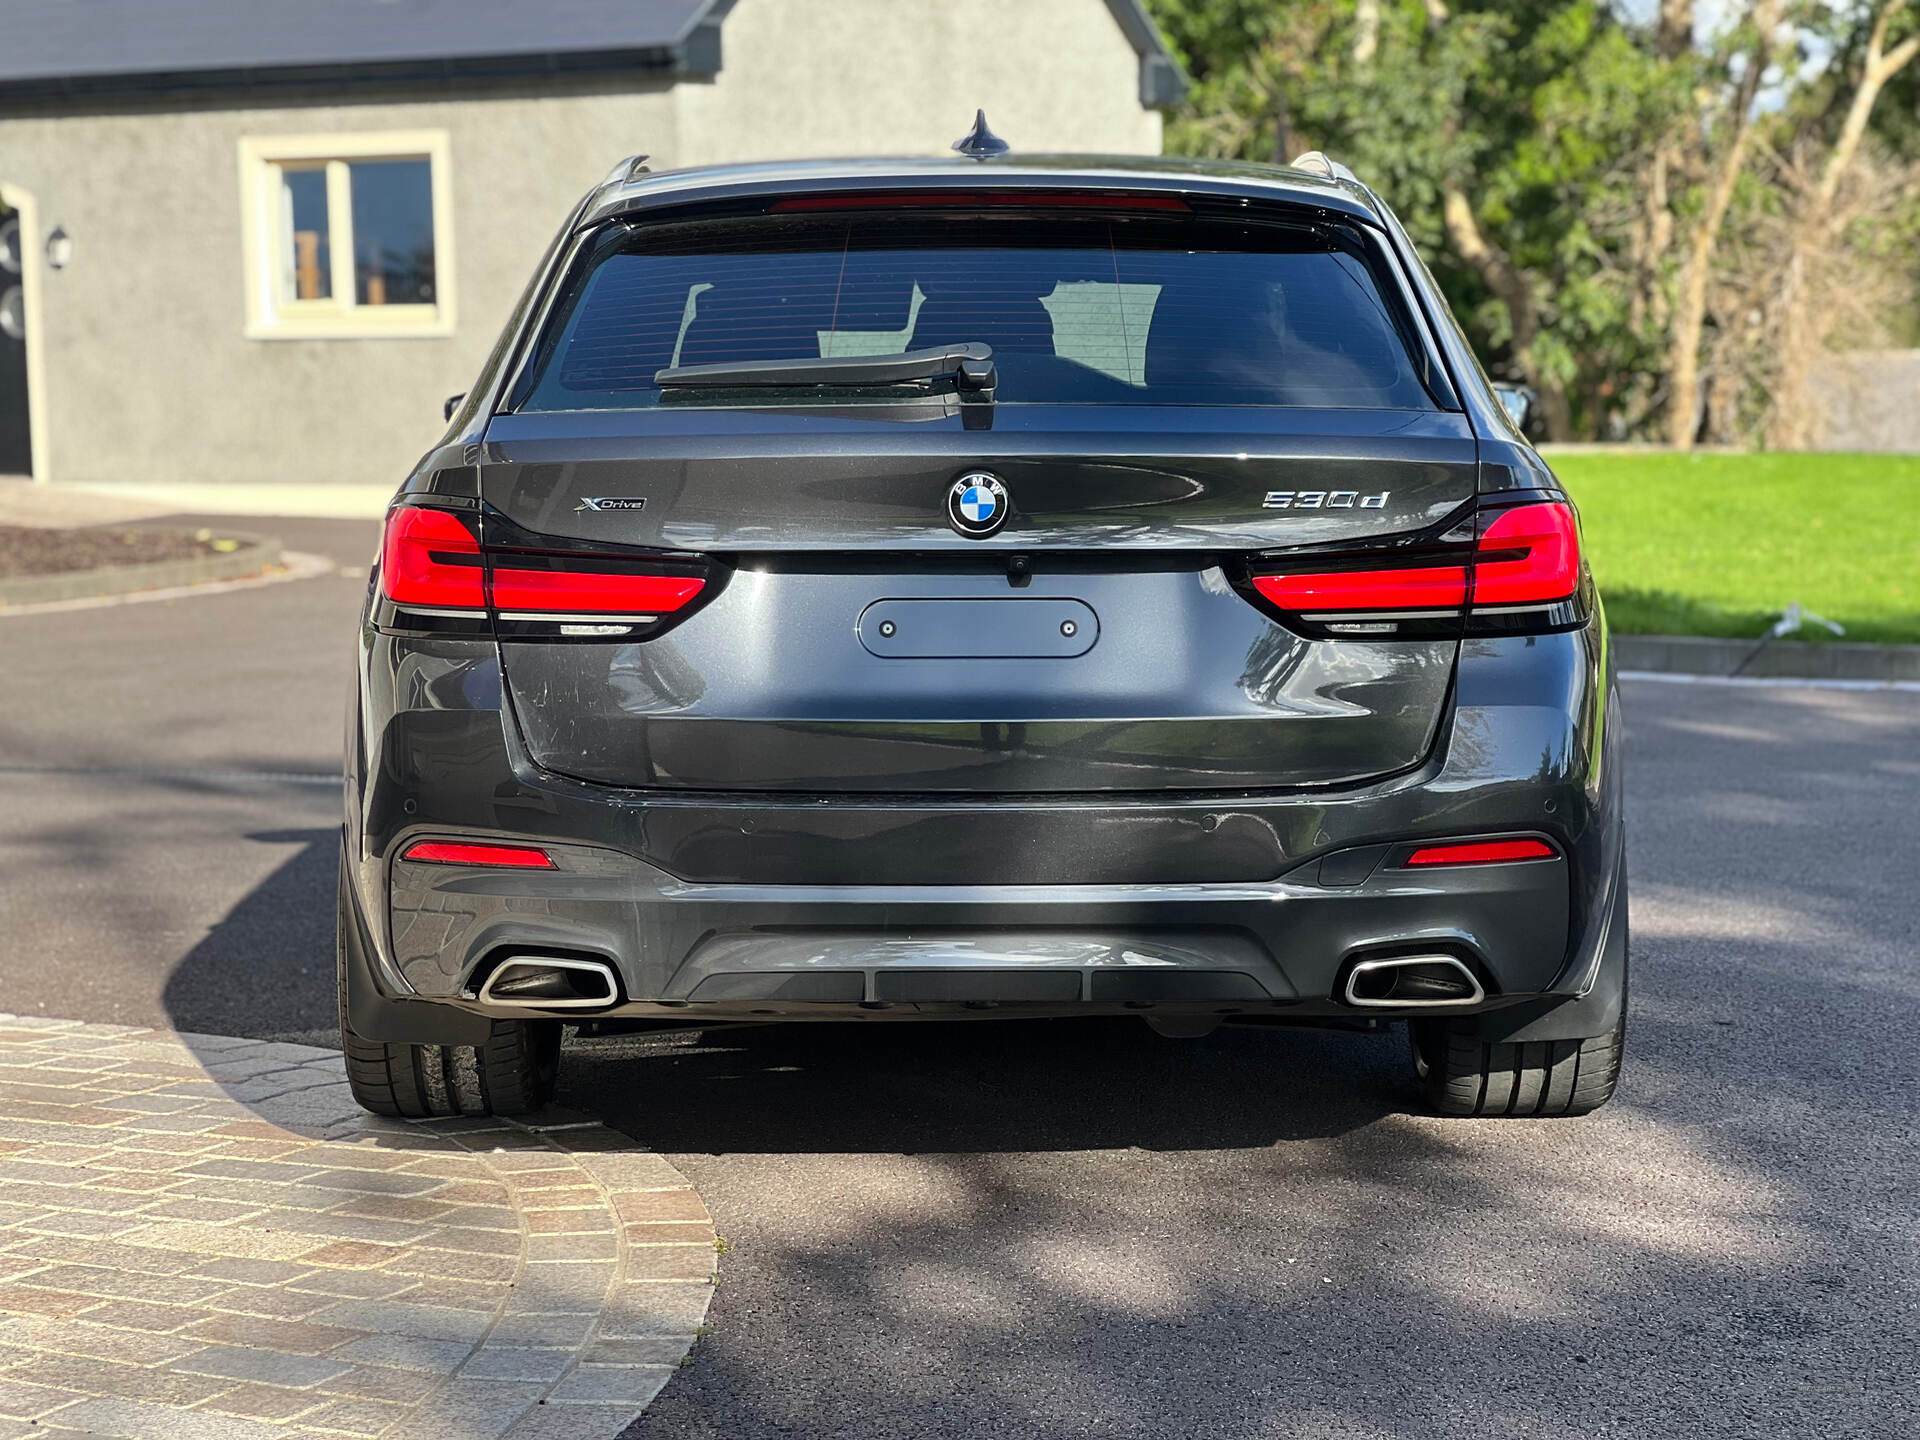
(0, 531, 283, 608)
(0, 1017, 716, 1439)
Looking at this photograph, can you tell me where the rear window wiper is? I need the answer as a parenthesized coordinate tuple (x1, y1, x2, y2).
(655, 342, 996, 397)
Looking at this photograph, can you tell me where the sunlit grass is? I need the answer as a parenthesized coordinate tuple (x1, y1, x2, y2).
(1550, 451, 1920, 644)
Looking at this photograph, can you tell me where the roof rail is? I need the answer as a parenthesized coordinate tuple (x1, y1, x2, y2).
(1288, 151, 1360, 185)
(601, 154, 652, 188)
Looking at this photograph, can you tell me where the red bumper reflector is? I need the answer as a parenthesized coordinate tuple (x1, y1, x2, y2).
(490, 566, 704, 615)
(1252, 564, 1468, 612)
(381, 507, 483, 609)
(401, 841, 555, 869)
(1404, 838, 1557, 867)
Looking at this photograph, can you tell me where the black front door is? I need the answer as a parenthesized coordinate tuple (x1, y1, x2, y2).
(0, 204, 31, 476)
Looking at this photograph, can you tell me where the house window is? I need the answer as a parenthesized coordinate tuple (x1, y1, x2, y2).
(239, 132, 454, 339)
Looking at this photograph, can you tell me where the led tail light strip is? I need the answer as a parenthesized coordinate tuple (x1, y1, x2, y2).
(1248, 499, 1586, 638)
(378, 505, 711, 640)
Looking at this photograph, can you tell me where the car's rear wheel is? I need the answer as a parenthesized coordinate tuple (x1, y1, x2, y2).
(1409, 1004, 1625, 1118)
(342, 1019, 561, 1119)
(337, 865, 561, 1119)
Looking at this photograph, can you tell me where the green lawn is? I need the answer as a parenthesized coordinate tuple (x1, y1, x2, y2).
(1550, 451, 1920, 645)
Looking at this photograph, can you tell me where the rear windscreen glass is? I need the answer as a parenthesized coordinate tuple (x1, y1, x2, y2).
(513, 210, 1441, 411)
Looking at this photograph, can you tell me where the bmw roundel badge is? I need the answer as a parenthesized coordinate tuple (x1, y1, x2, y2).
(947, 472, 1010, 538)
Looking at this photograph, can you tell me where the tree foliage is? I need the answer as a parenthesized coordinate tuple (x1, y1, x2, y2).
(1149, 0, 1920, 443)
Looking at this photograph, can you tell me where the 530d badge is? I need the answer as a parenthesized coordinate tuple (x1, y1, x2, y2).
(1263, 490, 1389, 510)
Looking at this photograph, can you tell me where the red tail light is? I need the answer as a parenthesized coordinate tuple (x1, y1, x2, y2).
(1403, 838, 1556, 867)
(1247, 499, 1584, 636)
(381, 507, 483, 610)
(379, 505, 710, 637)
(490, 561, 704, 619)
(401, 840, 555, 869)
(1252, 563, 1466, 614)
(1472, 502, 1579, 607)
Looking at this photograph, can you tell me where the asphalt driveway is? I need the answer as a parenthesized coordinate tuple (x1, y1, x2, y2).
(594, 675, 1920, 1439)
(0, 515, 366, 1041)
(1, 525, 1914, 1438)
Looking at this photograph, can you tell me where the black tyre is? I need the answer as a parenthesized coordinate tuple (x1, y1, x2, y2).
(342, 1017, 561, 1119)
(337, 862, 561, 1119)
(1409, 1004, 1625, 1118)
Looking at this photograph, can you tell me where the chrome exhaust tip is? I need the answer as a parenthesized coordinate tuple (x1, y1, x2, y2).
(477, 956, 619, 1010)
(1342, 954, 1485, 1009)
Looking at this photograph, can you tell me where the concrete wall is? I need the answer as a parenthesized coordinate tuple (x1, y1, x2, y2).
(0, 0, 1164, 490)
(1806, 350, 1920, 454)
(674, 0, 1162, 165)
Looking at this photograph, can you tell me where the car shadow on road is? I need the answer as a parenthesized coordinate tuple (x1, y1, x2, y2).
(158, 825, 1409, 1154)
(561, 1017, 1407, 1154)
(160, 825, 340, 1044)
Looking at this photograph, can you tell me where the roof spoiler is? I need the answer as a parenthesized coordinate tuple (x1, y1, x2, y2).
(600, 154, 652, 188)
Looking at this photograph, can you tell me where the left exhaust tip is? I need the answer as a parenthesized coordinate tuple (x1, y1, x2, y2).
(477, 956, 619, 1010)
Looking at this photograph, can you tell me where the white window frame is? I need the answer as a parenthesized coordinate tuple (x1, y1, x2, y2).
(238, 130, 456, 340)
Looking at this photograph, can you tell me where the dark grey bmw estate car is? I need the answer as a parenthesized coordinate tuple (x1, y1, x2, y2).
(340, 135, 1627, 1122)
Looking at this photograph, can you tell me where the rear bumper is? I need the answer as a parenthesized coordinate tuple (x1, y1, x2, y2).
(384, 835, 1572, 1016)
(345, 623, 1623, 1039)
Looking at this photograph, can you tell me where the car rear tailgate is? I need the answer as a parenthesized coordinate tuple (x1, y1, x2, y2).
(482, 405, 1474, 793)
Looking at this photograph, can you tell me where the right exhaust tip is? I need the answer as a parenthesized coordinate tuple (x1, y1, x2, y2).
(1342, 954, 1485, 1009)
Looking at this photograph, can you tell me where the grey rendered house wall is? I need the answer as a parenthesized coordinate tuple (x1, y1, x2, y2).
(0, 0, 1160, 490)
(675, 0, 1163, 164)
(0, 87, 679, 489)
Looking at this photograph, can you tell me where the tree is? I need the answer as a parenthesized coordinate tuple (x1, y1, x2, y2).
(1665, 0, 1779, 448)
(1150, 0, 1920, 444)
(1765, 0, 1920, 446)
(1156, 0, 1682, 440)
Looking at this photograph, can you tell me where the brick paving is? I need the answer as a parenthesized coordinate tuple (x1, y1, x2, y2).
(0, 1017, 716, 1438)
